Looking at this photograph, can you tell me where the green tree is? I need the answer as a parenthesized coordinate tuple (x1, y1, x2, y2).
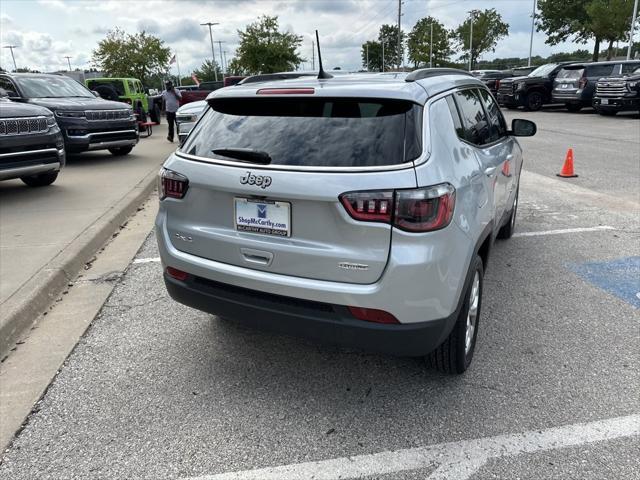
(453, 9, 509, 69)
(537, 0, 637, 61)
(193, 59, 222, 82)
(92, 28, 171, 85)
(361, 40, 383, 71)
(407, 17, 452, 68)
(378, 24, 405, 70)
(232, 15, 303, 74)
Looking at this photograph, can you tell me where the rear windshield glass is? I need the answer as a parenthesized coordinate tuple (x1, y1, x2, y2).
(557, 68, 584, 79)
(180, 97, 422, 167)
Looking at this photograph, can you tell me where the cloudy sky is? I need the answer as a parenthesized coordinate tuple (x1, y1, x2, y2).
(1, 0, 606, 75)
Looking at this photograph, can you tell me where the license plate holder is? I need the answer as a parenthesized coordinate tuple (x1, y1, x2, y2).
(234, 198, 291, 237)
(601, 99, 609, 105)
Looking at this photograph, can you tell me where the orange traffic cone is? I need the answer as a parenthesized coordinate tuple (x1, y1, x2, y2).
(557, 148, 578, 178)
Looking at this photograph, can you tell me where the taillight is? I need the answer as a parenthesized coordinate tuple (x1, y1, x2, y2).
(340, 191, 393, 222)
(348, 306, 399, 324)
(578, 77, 587, 89)
(395, 184, 455, 232)
(158, 168, 189, 200)
(339, 183, 455, 233)
(496, 79, 501, 89)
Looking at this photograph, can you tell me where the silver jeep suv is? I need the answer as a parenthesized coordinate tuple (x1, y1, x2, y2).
(155, 69, 536, 373)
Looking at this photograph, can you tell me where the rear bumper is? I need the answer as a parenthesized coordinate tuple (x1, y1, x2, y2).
(164, 273, 454, 357)
(551, 92, 587, 104)
(593, 97, 640, 112)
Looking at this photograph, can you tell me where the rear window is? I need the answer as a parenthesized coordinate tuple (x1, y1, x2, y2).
(557, 68, 584, 79)
(86, 79, 125, 96)
(181, 97, 422, 168)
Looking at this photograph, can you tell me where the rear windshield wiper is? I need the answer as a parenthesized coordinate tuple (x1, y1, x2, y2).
(212, 148, 272, 164)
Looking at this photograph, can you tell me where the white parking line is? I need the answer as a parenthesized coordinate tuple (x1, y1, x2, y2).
(513, 225, 615, 238)
(132, 257, 161, 264)
(179, 414, 640, 480)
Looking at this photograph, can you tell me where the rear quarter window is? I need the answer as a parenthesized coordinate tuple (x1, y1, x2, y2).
(585, 64, 615, 78)
(181, 97, 423, 168)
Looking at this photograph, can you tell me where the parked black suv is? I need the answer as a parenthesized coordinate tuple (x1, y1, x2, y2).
(478, 70, 516, 95)
(0, 73, 138, 156)
(593, 65, 640, 116)
(0, 94, 65, 186)
(497, 62, 573, 111)
(552, 61, 640, 112)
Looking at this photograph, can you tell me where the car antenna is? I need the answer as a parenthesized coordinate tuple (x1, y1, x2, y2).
(315, 30, 333, 79)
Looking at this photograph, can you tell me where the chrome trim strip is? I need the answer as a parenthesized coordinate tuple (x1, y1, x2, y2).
(67, 129, 137, 139)
(0, 148, 58, 159)
(0, 162, 60, 180)
(86, 139, 137, 150)
(173, 150, 416, 173)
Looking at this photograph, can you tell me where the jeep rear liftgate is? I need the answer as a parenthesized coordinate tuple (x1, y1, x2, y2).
(161, 96, 423, 284)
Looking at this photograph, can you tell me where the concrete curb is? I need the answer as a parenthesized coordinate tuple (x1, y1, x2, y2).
(0, 167, 158, 359)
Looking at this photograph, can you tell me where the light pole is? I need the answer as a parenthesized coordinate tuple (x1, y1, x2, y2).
(628, 0, 639, 60)
(200, 22, 220, 81)
(528, 0, 536, 66)
(3, 45, 17, 71)
(215, 40, 225, 77)
(381, 38, 386, 72)
(223, 51, 228, 74)
(429, 22, 433, 68)
(64, 56, 72, 71)
(468, 11, 475, 71)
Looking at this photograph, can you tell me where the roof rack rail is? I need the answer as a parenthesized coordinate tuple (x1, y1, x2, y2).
(405, 68, 474, 82)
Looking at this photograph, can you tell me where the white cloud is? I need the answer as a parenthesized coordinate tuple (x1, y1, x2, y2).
(2, 0, 603, 75)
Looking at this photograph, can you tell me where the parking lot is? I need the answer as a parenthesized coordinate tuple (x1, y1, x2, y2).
(0, 107, 637, 479)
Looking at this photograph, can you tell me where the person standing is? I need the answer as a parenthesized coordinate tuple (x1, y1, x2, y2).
(161, 81, 182, 142)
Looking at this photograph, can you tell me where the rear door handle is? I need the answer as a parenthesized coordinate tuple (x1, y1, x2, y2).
(241, 248, 273, 266)
(484, 166, 497, 177)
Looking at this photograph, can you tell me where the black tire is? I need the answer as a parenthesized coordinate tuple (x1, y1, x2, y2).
(427, 255, 484, 374)
(498, 184, 519, 239)
(108, 146, 133, 156)
(21, 171, 59, 187)
(524, 91, 543, 111)
(598, 110, 617, 116)
(566, 103, 582, 113)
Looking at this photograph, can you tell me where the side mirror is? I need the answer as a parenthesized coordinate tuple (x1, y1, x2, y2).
(509, 118, 536, 137)
(92, 90, 101, 98)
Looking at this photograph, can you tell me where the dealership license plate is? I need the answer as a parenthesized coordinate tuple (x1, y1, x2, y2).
(234, 198, 291, 237)
(561, 84, 569, 89)
(601, 99, 609, 105)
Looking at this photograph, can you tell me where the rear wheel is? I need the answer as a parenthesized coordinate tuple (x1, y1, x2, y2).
(524, 91, 543, 111)
(497, 185, 519, 239)
(21, 171, 59, 187)
(108, 146, 133, 156)
(566, 103, 582, 113)
(427, 255, 483, 374)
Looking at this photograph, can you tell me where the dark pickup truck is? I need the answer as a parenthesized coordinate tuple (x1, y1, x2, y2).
(593, 65, 640, 116)
(0, 94, 65, 186)
(178, 81, 224, 106)
(497, 62, 573, 111)
(0, 73, 138, 156)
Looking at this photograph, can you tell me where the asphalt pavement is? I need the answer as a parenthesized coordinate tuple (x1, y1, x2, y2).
(0, 110, 638, 479)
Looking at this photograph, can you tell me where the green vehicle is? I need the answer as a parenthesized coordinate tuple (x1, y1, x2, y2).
(85, 77, 161, 123)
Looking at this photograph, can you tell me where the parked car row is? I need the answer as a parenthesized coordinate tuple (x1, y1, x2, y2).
(495, 60, 640, 115)
(0, 72, 140, 187)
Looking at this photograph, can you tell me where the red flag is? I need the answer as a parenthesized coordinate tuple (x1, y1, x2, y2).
(169, 54, 176, 65)
(191, 73, 200, 86)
